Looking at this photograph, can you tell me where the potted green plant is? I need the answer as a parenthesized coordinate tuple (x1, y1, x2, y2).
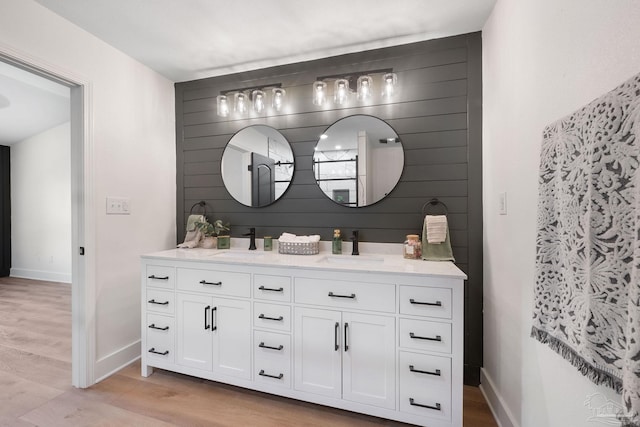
(195, 219, 230, 249)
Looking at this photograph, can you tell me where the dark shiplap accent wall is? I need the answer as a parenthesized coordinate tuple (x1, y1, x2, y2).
(0, 145, 10, 277)
(175, 33, 483, 384)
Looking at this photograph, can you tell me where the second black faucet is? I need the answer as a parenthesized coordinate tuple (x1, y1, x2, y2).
(351, 230, 359, 256)
(244, 227, 257, 250)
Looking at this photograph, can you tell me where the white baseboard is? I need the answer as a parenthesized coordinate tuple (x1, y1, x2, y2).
(94, 340, 141, 384)
(480, 368, 520, 427)
(10, 268, 71, 283)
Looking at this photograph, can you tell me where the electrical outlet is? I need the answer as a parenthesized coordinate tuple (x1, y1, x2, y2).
(499, 192, 507, 215)
(106, 197, 131, 215)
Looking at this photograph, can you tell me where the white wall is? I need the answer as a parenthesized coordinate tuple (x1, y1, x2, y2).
(482, 1, 640, 426)
(11, 122, 72, 283)
(0, 0, 176, 381)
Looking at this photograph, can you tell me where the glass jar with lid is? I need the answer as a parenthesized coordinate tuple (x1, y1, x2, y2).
(403, 234, 422, 259)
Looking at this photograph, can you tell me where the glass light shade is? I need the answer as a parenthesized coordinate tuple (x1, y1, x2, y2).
(356, 75, 373, 102)
(252, 90, 266, 114)
(334, 78, 349, 105)
(312, 81, 327, 106)
(234, 92, 248, 114)
(216, 95, 229, 117)
(381, 73, 397, 99)
(272, 88, 285, 112)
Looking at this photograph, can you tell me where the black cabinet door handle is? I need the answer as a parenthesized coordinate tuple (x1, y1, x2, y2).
(409, 398, 441, 411)
(258, 369, 283, 380)
(204, 305, 210, 330)
(258, 342, 284, 351)
(409, 332, 442, 342)
(148, 299, 169, 305)
(148, 348, 169, 356)
(334, 322, 339, 351)
(328, 292, 356, 299)
(212, 307, 217, 331)
(258, 286, 284, 292)
(344, 322, 349, 352)
(409, 298, 442, 307)
(148, 275, 169, 280)
(148, 323, 169, 331)
(409, 365, 441, 376)
(199, 280, 222, 286)
(258, 314, 284, 321)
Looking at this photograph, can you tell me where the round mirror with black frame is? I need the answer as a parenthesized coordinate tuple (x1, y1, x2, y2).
(313, 115, 404, 207)
(221, 125, 294, 207)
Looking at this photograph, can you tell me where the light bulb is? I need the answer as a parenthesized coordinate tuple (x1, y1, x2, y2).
(381, 73, 397, 100)
(252, 90, 265, 114)
(334, 79, 349, 105)
(216, 95, 229, 117)
(234, 92, 247, 115)
(312, 81, 327, 106)
(272, 88, 285, 112)
(357, 75, 372, 102)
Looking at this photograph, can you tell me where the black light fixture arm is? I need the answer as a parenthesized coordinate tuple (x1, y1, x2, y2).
(220, 82, 282, 98)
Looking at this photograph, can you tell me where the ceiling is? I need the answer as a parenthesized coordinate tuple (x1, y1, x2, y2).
(35, 0, 496, 82)
(0, 61, 70, 146)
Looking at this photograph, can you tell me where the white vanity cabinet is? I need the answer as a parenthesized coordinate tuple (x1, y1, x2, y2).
(141, 249, 465, 427)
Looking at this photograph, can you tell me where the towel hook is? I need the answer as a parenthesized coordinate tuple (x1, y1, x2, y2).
(189, 201, 207, 217)
(422, 198, 448, 216)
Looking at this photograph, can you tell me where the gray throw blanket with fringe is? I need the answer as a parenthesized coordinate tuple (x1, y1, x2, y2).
(532, 71, 640, 426)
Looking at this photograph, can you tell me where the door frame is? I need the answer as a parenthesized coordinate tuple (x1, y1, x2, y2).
(0, 42, 95, 388)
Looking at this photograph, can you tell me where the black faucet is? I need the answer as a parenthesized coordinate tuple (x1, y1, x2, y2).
(351, 230, 359, 256)
(243, 227, 257, 250)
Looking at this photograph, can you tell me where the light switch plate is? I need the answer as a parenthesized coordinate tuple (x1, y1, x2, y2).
(106, 197, 131, 215)
(499, 192, 507, 215)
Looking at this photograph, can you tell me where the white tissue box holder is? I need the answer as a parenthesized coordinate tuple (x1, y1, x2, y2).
(278, 241, 319, 255)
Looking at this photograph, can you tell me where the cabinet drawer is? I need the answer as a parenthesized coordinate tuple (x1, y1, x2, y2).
(399, 318, 452, 354)
(145, 265, 175, 290)
(399, 351, 451, 420)
(399, 286, 452, 319)
(254, 274, 291, 302)
(177, 268, 250, 298)
(146, 289, 175, 315)
(145, 314, 175, 363)
(295, 278, 395, 313)
(254, 302, 291, 332)
(254, 330, 291, 388)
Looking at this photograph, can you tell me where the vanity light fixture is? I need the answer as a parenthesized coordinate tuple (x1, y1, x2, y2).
(313, 68, 397, 108)
(216, 83, 284, 117)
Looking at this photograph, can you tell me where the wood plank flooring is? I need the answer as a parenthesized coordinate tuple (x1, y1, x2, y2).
(0, 277, 498, 427)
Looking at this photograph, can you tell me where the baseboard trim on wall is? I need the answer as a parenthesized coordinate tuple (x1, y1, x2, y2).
(94, 340, 141, 384)
(480, 368, 520, 427)
(10, 268, 71, 283)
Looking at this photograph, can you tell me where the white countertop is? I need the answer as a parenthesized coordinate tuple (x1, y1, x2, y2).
(142, 240, 467, 280)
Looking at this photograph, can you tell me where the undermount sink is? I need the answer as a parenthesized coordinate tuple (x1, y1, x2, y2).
(318, 255, 385, 265)
(211, 251, 266, 259)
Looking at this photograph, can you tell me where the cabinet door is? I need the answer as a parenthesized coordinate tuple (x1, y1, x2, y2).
(294, 307, 342, 398)
(177, 293, 212, 371)
(212, 297, 251, 379)
(342, 312, 396, 409)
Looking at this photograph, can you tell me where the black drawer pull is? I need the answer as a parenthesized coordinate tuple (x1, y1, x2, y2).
(258, 342, 284, 351)
(409, 398, 441, 411)
(409, 365, 441, 376)
(148, 299, 169, 305)
(410, 332, 442, 342)
(409, 298, 442, 307)
(148, 348, 169, 356)
(334, 322, 339, 351)
(148, 324, 169, 331)
(344, 322, 349, 352)
(258, 286, 284, 292)
(258, 369, 283, 380)
(212, 307, 217, 331)
(199, 280, 222, 286)
(258, 314, 284, 321)
(204, 305, 210, 330)
(328, 292, 356, 299)
(148, 275, 169, 280)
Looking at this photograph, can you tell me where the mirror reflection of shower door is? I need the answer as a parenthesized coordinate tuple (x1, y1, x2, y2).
(251, 152, 275, 207)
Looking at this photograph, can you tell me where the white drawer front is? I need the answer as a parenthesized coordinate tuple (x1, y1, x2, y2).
(399, 286, 452, 319)
(254, 330, 291, 388)
(145, 314, 175, 363)
(399, 351, 451, 420)
(177, 268, 250, 297)
(146, 289, 175, 315)
(295, 278, 395, 313)
(254, 302, 291, 332)
(399, 318, 452, 354)
(145, 265, 175, 290)
(254, 274, 291, 302)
